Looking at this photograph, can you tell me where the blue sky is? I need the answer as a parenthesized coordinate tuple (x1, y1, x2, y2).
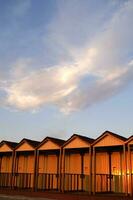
(0, 0, 133, 142)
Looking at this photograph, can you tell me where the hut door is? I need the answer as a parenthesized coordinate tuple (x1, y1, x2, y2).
(111, 152, 123, 193)
(96, 152, 110, 192)
(24, 155, 28, 173)
(108, 152, 113, 192)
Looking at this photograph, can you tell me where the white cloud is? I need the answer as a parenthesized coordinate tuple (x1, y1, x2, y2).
(0, 0, 133, 114)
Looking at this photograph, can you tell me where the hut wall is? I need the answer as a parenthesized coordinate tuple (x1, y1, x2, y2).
(37, 153, 58, 189)
(1, 154, 12, 173)
(95, 152, 109, 192)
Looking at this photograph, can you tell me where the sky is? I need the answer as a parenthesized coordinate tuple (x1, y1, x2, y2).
(0, 0, 133, 142)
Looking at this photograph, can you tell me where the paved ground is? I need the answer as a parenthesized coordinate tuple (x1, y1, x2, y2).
(0, 195, 53, 200)
(0, 190, 132, 200)
(0, 194, 131, 200)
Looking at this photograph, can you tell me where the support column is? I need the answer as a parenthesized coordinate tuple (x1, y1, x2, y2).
(59, 148, 62, 192)
(128, 144, 132, 196)
(80, 152, 84, 191)
(123, 144, 128, 195)
(0, 155, 2, 173)
(34, 150, 39, 191)
(93, 147, 96, 195)
(108, 152, 112, 192)
(12, 151, 17, 188)
(11, 151, 15, 188)
(89, 146, 92, 195)
(120, 151, 123, 193)
(0, 155, 2, 187)
(56, 152, 59, 190)
(62, 148, 65, 192)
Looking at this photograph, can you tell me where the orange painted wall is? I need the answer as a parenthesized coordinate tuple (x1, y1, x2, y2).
(16, 154, 34, 173)
(38, 154, 58, 173)
(96, 152, 109, 174)
(94, 135, 123, 147)
(0, 154, 12, 173)
(65, 153, 81, 173)
(14, 153, 35, 188)
(94, 151, 124, 193)
(37, 153, 59, 189)
(126, 150, 133, 194)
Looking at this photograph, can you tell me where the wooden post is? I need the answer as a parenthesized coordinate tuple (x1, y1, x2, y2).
(12, 151, 17, 188)
(80, 152, 84, 191)
(108, 152, 112, 192)
(128, 144, 132, 196)
(0, 155, 2, 173)
(59, 148, 62, 192)
(56, 152, 59, 190)
(120, 151, 123, 193)
(62, 148, 65, 193)
(34, 149, 39, 191)
(93, 147, 96, 195)
(89, 146, 92, 195)
(11, 151, 15, 188)
(123, 144, 128, 195)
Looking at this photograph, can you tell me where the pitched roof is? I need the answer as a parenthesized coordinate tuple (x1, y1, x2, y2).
(62, 133, 94, 148)
(37, 136, 65, 149)
(0, 140, 18, 150)
(92, 130, 127, 146)
(125, 135, 133, 144)
(15, 138, 40, 150)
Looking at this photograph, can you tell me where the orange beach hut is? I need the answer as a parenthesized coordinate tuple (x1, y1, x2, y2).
(125, 135, 133, 196)
(36, 137, 65, 191)
(0, 140, 18, 188)
(61, 134, 94, 193)
(13, 138, 40, 189)
(92, 131, 127, 194)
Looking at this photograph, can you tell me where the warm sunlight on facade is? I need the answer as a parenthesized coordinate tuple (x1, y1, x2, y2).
(0, 131, 133, 196)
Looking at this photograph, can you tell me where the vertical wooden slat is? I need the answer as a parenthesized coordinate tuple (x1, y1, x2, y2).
(56, 153, 59, 190)
(0, 155, 2, 173)
(81, 152, 84, 191)
(128, 144, 132, 196)
(11, 151, 15, 188)
(62, 148, 65, 192)
(59, 148, 62, 192)
(93, 147, 96, 194)
(12, 151, 17, 188)
(120, 151, 123, 193)
(108, 152, 112, 192)
(123, 144, 128, 195)
(89, 146, 92, 194)
(35, 150, 39, 191)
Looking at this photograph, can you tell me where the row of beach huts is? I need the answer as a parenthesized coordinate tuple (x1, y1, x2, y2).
(0, 130, 133, 196)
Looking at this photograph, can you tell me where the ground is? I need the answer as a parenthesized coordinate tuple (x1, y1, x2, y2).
(0, 190, 132, 200)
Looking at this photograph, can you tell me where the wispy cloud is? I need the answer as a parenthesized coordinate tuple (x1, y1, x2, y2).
(0, 0, 133, 114)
